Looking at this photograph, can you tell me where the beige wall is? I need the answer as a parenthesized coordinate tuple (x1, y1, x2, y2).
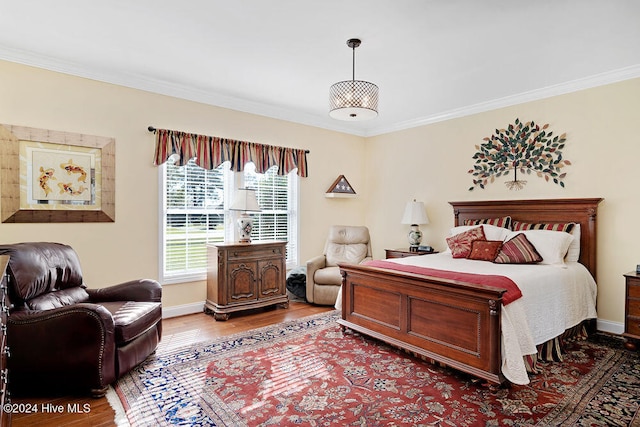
(1, 60, 637, 330)
(0, 60, 367, 311)
(364, 77, 640, 330)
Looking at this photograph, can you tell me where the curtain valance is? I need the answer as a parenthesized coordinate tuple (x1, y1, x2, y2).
(151, 127, 308, 177)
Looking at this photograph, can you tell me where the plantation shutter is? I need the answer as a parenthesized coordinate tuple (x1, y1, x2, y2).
(164, 159, 227, 279)
(244, 164, 297, 266)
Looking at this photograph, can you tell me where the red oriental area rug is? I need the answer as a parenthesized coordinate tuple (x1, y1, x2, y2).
(110, 311, 640, 426)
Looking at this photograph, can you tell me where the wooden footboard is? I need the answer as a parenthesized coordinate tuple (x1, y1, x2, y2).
(338, 263, 505, 384)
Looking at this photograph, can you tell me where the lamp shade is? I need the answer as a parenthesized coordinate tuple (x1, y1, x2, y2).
(329, 38, 379, 121)
(401, 200, 429, 225)
(230, 188, 261, 212)
(329, 80, 379, 121)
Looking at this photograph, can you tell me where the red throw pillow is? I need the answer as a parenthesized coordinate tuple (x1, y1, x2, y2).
(494, 233, 543, 264)
(468, 240, 503, 261)
(446, 226, 486, 258)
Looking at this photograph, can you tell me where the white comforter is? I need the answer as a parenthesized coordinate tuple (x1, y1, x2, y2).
(336, 252, 597, 385)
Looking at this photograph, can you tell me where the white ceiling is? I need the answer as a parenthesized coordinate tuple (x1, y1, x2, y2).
(1, 0, 639, 136)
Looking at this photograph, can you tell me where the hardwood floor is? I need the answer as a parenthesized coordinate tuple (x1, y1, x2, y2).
(10, 301, 332, 427)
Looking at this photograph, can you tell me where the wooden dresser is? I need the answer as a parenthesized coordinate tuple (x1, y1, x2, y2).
(0, 255, 10, 426)
(623, 271, 640, 350)
(205, 241, 289, 320)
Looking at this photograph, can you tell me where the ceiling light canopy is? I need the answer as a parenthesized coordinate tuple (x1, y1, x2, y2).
(329, 38, 379, 121)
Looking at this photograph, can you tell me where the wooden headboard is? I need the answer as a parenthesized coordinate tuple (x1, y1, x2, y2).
(449, 198, 603, 279)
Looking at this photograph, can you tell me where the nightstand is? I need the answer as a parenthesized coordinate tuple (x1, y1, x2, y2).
(385, 248, 438, 259)
(623, 272, 640, 350)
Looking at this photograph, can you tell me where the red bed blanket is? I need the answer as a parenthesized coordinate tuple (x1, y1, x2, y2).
(363, 260, 522, 305)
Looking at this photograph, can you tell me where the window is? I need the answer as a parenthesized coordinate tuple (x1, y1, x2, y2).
(161, 158, 298, 284)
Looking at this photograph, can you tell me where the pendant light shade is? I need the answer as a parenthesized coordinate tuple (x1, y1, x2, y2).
(329, 39, 379, 121)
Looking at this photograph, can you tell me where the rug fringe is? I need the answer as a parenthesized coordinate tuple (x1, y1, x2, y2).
(106, 385, 130, 427)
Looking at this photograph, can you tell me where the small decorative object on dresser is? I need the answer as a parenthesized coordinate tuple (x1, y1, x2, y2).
(385, 248, 437, 259)
(205, 241, 289, 321)
(623, 272, 640, 350)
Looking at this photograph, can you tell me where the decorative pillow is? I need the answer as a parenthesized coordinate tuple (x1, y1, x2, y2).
(512, 220, 575, 233)
(450, 224, 510, 241)
(505, 229, 574, 265)
(494, 233, 543, 264)
(464, 216, 512, 230)
(566, 223, 581, 263)
(468, 240, 503, 261)
(446, 226, 486, 258)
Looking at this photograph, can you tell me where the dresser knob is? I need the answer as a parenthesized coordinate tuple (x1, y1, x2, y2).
(3, 346, 9, 358)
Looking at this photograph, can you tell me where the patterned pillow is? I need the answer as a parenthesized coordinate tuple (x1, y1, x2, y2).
(464, 216, 512, 230)
(450, 224, 511, 241)
(512, 220, 575, 233)
(445, 226, 486, 258)
(494, 233, 543, 264)
(468, 240, 503, 261)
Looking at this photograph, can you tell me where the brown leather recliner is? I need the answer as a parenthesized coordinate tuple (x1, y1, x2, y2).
(0, 242, 162, 397)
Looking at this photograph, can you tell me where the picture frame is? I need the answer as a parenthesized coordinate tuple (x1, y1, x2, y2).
(0, 124, 115, 222)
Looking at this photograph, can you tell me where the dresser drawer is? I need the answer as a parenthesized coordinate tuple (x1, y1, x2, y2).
(227, 246, 284, 261)
(629, 282, 640, 299)
(629, 299, 640, 317)
(627, 317, 640, 337)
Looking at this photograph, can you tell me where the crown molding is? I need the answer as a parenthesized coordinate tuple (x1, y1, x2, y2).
(0, 45, 370, 136)
(366, 64, 640, 137)
(1, 45, 638, 138)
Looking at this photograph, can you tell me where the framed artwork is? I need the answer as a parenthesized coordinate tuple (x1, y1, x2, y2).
(0, 124, 115, 222)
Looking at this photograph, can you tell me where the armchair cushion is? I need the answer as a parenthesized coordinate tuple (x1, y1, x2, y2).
(325, 226, 371, 266)
(102, 301, 163, 343)
(6, 242, 84, 301)
(313, 266, 342, 286)
(26, 286, 90, 310)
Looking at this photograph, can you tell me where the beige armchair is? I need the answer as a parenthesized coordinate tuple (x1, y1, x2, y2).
(306, 225, 372, 305)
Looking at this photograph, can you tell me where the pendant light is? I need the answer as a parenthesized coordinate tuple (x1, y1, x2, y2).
(329, 38, 379, 121)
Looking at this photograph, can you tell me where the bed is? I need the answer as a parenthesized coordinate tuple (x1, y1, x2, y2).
(337, 198, 602, 385)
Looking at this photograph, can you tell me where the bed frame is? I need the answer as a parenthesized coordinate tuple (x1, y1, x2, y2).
(338, 198, 602, 384)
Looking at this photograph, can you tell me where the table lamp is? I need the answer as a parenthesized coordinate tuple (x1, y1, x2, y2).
(230, 188, 261, 243)
(401, 199, 429, 250)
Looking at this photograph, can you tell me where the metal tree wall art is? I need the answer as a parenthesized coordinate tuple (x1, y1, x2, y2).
(468, 118, 570, 191)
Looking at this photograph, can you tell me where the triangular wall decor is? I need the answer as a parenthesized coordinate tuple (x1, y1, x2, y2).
(326, 175, 356, 198)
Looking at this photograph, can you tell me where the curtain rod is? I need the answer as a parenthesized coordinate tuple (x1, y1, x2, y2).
(147, 126, 310, 154)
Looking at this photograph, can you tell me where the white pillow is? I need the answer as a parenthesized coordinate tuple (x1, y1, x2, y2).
(565, 224, 581, 263)
(450, 224, 511, 241)
(506, 229, 574, 265)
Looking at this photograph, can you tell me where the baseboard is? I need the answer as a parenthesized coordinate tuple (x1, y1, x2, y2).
(597, 318, 624, 335)
(162, 301, 205, 319)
